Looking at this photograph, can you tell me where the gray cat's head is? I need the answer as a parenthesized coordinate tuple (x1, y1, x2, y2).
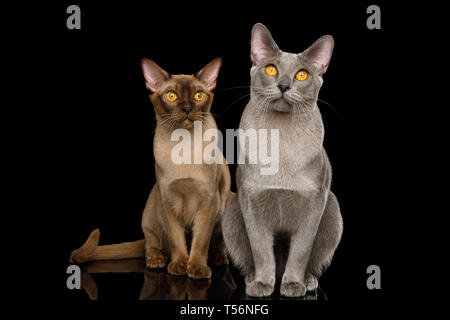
(250, 23, 334, 113)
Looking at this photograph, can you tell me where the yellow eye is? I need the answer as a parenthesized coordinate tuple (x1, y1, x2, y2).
(295, 70, 308, 81)
(166, 91, 178, 102)
(265, 65, 278, 76)
(194, 91, 205, 101)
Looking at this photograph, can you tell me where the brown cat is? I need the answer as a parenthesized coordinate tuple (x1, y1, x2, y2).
(70, 58, 232, 279)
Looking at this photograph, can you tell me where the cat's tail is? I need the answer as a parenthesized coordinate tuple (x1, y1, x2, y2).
(69, 229, 145, 263)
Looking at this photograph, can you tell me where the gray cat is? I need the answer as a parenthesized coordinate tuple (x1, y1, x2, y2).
(222, 23, 343, 298)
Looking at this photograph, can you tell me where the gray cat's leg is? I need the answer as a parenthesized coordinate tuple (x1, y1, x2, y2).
(240, 194, 276, 297)
(244, 222, 276, 297)
(305, 191, 343, 291)
(221, 194, 255, 280)
(281, 198, 326, 297)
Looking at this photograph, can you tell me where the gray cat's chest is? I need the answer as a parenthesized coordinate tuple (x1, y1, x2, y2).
(239, 110, 325, 195)
(239, 151, 325, 198)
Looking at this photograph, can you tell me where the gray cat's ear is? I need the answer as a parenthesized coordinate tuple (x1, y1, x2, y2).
(141, 58, 170, 92)
(196, 57, 222, 91)
(251, 23, 279, 65)
(303, 35, 334, 75)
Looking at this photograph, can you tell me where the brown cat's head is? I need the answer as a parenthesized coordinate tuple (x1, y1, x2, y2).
(141, 58, 222, 129)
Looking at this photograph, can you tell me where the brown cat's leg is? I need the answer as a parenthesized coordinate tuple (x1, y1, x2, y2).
(188, 196, 219, 279)
(161, 202, 189, 276)
(144, 219, 167, 269)
(208, 222, 229, 266)
(142, 184, 169, 269)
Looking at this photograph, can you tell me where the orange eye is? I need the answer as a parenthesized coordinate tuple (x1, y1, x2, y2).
(194, 91, 205, 101)
(295, 70, 308, 81)
(166, 91, 178, 101)
(265, 65, 278, 76)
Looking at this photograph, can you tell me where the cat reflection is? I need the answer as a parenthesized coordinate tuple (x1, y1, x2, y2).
(79, 258, 236, 300)
(140, 269, 233, 300)
(140, 267, 236, 300)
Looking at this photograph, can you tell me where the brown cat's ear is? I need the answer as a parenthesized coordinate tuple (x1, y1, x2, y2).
(196, 57, 222, 91)
(141, 58, 170, 92)
(303, 35, 334, 75)
(250, 23, 279, 65)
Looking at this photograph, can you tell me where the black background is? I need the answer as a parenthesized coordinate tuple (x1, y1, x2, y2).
(26, 0, 406, 305)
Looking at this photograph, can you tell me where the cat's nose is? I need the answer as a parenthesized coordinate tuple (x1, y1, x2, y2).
(183, 106, 192, 114)
(278, 84, 290, 93)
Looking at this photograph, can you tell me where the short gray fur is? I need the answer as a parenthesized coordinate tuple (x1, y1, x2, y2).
(221, 23, 343, 297)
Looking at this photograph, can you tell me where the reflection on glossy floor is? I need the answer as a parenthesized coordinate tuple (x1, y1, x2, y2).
(79, 259, 327, 300)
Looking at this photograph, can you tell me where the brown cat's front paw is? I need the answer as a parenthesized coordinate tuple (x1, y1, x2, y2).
(209, 250, 229, 266)
(187, 261, 212, 279)
(146, 252, 167, 269)
(168, 259, 188, 276)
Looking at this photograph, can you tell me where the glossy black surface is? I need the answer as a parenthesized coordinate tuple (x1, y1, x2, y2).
(76, 259, 327, 300)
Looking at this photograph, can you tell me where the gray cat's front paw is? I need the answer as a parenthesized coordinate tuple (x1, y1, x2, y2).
(305, 274, 318, 291)
(246, 280, 274, 297)
(280, 281, 307, 297)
